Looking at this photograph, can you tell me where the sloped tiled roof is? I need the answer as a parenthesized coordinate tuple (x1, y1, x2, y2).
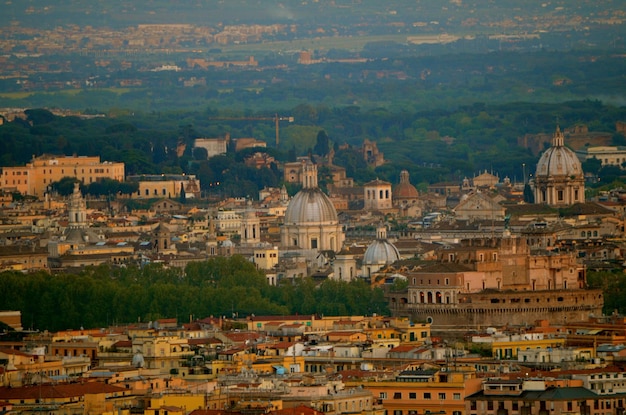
(0, 382, 126, 400)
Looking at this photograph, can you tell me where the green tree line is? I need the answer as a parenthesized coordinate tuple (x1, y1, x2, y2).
(3, 101, 626, 199)
(0, 256, 389, 332)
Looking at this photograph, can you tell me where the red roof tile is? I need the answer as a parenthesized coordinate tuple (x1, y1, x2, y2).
(0, 382, 126, 400)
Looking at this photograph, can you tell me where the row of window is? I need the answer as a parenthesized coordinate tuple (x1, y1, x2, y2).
(366, 189, 391, 199)
(141, 188, 170, 196)
(381, 391, 462, 400)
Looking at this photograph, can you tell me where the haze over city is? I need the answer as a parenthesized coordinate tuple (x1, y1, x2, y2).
(0, 1, 626, 415)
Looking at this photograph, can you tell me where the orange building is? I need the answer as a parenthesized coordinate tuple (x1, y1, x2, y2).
(1, 154, 124, 197)
(353, 365, 482, 415)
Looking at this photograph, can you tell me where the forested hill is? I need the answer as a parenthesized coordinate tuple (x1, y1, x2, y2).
(2, 100, 626, 197)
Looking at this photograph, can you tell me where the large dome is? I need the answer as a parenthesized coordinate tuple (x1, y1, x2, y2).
(363, 239, 401, 265)
(284, 188, 338, 225)
(535, 128, 583, 178)
(533, 126, 585, 206)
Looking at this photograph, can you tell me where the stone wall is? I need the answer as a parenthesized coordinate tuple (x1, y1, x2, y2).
(388, 288, 603, 334)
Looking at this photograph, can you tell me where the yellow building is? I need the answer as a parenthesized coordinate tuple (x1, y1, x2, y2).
(144, 395, 205, 414)
(1, 154, 124, 197)
(253, 246, 279, 270)
(489, 337, 566, 359)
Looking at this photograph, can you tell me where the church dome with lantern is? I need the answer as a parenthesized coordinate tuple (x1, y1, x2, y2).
(281, 159, 344, 252)
(533, 126, 585, 206)
(362, 224, 401, 278)
(393, 170, 419, 200)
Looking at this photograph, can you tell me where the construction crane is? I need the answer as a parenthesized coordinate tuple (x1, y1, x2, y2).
(208, 114, 294, 147)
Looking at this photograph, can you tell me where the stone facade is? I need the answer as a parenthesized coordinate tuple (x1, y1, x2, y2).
(386, 236, 603, 332)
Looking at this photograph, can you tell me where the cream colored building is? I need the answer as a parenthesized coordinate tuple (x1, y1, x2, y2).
(194, 137, 228, 158)
(214, 209, 242, 235)
(127, 174, 201, 199)
(364, 179, 393, 211)
(583, 146, 626, 168)
(1, 154, 124, 197)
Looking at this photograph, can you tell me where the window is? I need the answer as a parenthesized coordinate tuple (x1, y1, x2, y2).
(453, 393, 461, 400)
(409, 392, 417, 399)
(424, 393, 431, 399)
(393, 392, 402, 399)
(438, 393, 446, 400)
(379, 392, 387, 400)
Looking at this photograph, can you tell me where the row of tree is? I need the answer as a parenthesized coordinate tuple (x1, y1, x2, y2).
(0, 256, 389, 332)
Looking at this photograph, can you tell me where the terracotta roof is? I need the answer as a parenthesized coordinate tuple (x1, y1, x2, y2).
(247, 315, 314, 322)
(326, 331, 364, 337)
(223, 332, 261, 343)
(388, 344, 420, 353)
(188, 338, 222, 346)
(269, 341, 294, 349)
(272, 405, 324, 415)
(0, 348, 34, 358)
(0, 382, 126, 400)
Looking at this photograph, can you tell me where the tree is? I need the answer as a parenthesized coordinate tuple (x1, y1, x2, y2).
(179, 182, 186, 203)
(314, 130, 330, 156)
(84, 178, 138, 197)
(24, 108, 55, 125)
(193, 146, 208, 160)
(51, 177, 80, 196)
(523, 183, 535, 203)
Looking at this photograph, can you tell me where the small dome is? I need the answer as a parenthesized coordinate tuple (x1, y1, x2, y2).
(535, 126, 583, 178)
(394, 182, 419, 199)
(394, 170, 419, 199)
(284, 188, 338, 224)
(363, 239, 401, 265)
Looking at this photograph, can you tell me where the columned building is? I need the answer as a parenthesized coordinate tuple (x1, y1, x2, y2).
(240, 201, 260, 246)
(533, 126, 585, 206)
(281, 160, 344, 252)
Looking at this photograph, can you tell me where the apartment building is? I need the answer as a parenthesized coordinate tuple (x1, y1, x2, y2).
(355, 366, 483, 415)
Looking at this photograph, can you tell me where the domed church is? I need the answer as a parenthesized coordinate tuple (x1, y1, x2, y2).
(281, 159, 345, 252)
(533, 126, 585, 206)
(362, 224, 401, 278)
